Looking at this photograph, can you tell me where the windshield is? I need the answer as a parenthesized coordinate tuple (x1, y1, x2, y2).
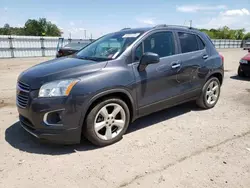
(76, 31, 144, 61)
(64, 42, 88, 50)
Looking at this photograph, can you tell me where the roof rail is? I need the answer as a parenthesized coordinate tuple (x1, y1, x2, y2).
(120, 28, 131, 31)
(153, 24, 197, 30)
(154, 24, 167, 28)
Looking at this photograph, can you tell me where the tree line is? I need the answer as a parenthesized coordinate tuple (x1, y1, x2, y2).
(0, 18, 61, 36)
(0, 18, 250, 40)
(200, 26, 250, 40)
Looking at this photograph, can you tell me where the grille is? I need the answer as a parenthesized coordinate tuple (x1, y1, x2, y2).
(17, 81, 30, 108)
(18, 81, 30, 91)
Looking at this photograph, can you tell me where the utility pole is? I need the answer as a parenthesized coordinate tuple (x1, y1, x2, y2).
(189, 20, 192, 28)
(84, 30, 87, 39)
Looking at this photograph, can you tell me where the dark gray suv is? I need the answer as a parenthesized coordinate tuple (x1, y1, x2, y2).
(16, 25, 224, 146)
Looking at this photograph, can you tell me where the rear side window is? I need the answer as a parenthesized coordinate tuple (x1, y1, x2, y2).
(196, 36, 205, 50)
(178, 32, 199, 53)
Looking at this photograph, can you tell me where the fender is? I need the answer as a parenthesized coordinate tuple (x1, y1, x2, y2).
(79, 87, 137, 128)
(205, 68, 224, 84)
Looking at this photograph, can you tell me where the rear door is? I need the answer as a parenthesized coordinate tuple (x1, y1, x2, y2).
(176, 32, 208, 93)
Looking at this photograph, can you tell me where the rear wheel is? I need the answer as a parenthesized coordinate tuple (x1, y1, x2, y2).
(238, 66, 245, 77)
(84, 98, 130, 146)
(196, 77, 221, 109)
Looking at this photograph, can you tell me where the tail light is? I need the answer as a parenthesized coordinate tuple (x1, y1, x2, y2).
(219, 53, 224, 64)
(57, 50, 63, 57)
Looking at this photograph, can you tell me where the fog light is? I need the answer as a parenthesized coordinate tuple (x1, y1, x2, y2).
(43, 109, 64, 126)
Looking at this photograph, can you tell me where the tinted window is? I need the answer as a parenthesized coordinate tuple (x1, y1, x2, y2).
(143, 32, 175, 58)
(196, 36, 205, 50)
(178, 32, 199, 53)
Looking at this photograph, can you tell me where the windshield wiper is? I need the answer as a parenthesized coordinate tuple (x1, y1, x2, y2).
(77, 56, 98, 61)
(77, 56, 112, 61)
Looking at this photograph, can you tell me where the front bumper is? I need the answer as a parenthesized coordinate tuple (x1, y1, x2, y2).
(17, 93, 83, 144)
(239, 64, 250, 74)
(20, 116, 81, 144)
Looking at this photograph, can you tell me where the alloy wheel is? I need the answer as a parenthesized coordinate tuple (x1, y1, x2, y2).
(94, 103, 126, 140)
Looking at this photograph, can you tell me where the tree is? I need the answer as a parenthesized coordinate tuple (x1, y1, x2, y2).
(243, 32, 250, 40)
(200, 26, 249, 40)
(24, 19, 42, 36)
(1, 23, 11, 35)
(24, 18, 61, 36)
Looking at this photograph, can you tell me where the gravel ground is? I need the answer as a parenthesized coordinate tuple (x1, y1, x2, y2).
(0, 49, 250, 188)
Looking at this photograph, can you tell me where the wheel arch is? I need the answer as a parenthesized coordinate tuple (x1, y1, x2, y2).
(206, 71, 224, 85)
(81, 88, 136, 129)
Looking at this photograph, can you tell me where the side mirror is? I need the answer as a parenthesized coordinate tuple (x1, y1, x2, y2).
(248, 49, 250, 53)
(138, 52, 160, 71)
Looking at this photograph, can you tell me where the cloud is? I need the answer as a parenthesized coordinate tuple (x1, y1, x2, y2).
(176, 5, 227, 13)
(222, 8, 250, 16)
(196, 8, 250, 31)
(136, 18, 155, 25)
(4, 7, 8, 12)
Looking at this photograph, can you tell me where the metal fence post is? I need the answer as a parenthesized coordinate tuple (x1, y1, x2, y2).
(8, 35, 14, 58)
(40, 37, 45, 57)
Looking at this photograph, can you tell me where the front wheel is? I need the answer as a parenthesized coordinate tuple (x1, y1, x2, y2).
(196, 77, 221, 109)
(84, 98, 130, 146)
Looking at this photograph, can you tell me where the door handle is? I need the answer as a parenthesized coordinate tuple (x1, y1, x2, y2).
(171, 63, 181, 69)
(203, 55, 209, 59)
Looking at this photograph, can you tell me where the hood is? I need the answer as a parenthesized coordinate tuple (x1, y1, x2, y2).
(242, 53, 250, 61)
(18, 57, 108, 89)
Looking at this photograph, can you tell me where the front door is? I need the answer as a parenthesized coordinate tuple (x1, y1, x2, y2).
(131, 31, 182, 116)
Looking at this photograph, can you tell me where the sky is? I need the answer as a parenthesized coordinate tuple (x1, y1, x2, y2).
(1, 0, 250, 39)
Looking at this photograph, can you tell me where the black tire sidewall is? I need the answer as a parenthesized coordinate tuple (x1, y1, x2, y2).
(84, 98, 130, 146)
(238, 66, 245, 77)
(202, 77, 221, 108)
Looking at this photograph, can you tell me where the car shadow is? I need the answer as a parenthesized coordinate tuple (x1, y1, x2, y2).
(5, 122, 97, 155)
(230, 75, 250, 81)
(127, 102, 199, 133)
(5, 102, 201, 155)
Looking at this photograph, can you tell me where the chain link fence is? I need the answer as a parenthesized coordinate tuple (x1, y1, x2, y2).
(211, 39, 243, 49)
(0, 35, 248, 58)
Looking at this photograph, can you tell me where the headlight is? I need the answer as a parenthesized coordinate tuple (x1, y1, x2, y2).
(39, 79, 79, 97)
(240, 59, 248, 64)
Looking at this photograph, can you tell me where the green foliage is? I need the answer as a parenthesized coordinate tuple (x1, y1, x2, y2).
(243, 32, 250, 40)
(0, 18, 61, 36)
(200, 26, 247, 40)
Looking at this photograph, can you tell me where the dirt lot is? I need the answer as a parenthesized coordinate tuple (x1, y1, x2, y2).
(0, 49, 250, 188)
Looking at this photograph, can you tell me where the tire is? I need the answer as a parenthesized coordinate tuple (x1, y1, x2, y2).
(238, 66, 245, 77)
(196, 77, 221, 109)
(83, 98, 130, 146)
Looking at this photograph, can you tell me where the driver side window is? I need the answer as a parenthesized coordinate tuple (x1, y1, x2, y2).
(133, 31, 175, 62)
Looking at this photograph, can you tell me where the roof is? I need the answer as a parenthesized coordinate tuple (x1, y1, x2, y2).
(117, 25, 201, 34)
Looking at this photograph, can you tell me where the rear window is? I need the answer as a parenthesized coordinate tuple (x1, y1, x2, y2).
(178, 32, 199, 53)
(64, 42, 88, 50)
